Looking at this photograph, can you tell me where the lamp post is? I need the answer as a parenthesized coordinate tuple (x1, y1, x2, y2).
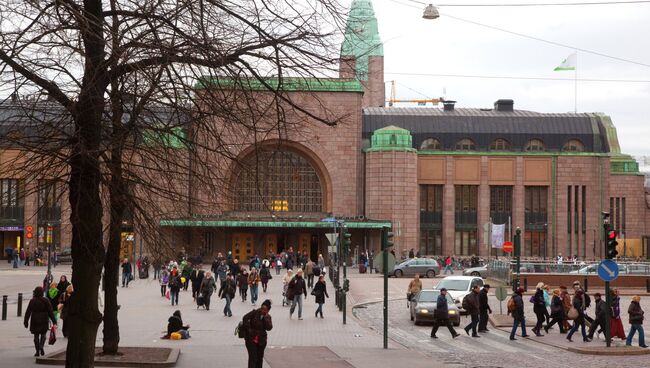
(422, 4, 440, 19)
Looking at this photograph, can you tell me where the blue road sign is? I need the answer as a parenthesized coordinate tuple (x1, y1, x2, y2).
(597, 259, 619, 282)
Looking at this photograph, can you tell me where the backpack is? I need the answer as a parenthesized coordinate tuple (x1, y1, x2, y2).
(461, 294, 470, 310)
(507, 297, 516, 313)
(235, 320, 247, 339)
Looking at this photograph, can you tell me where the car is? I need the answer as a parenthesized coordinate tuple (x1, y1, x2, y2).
(462, 265, 488, 278)
(409, 289, 461, 326)
(58, 248, 72, 264)
(390, 258, 440, 278)
(569, 263, 629, 275)
(433, 276, 484, 314)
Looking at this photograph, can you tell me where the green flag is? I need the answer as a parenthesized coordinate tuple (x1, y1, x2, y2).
(554, 53, 576, 71)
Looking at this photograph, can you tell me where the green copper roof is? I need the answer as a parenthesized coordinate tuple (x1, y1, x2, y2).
(159, 219, 391, 229)
(196, 77, 364, 93)
(367, 125, 416, 152)
(142, 126, 186, 149)
(596, 113, 622, 154)
(593, 114, 640, 174)
(341, 0, 383, 80)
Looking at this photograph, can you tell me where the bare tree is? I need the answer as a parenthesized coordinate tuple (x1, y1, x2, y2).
(0, 0, 350, 365)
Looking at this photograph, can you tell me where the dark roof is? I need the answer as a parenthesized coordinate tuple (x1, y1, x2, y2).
(362, 107, 608, 153)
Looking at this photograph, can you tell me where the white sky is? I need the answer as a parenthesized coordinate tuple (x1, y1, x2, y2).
(369, 0, 650, 155)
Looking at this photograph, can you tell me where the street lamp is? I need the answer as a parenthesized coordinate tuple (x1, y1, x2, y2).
(422, 4, 440, 20)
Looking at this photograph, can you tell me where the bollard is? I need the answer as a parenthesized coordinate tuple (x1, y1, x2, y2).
(523, 278, 528, 292)
(646, 278, 650, 293)
(2, 295, 7, 321)
(584, 278, 588, 293)
(17, 293, 23, 317)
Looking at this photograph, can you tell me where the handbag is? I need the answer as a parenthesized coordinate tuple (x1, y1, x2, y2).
(235, 321, 247, 339)
(567, 307, 579, 320)
(48, 325, 57, 345)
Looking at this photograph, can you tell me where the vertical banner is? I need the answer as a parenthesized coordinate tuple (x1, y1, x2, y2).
(491, 224, 505, 249)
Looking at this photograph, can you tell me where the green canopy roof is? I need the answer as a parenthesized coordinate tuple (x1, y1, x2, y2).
(160, 219, 391, 229)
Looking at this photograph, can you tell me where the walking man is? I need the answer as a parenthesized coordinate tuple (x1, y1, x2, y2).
(463, 285, 481, 337)
(121, 258, 132, 288)
(509, 287, 528, 340)
(288, 269, 308, 320)
(478, 284, 492, 333)
(219, 272, 236, 317)
(430, 288, 460, 339)
(443, 256, 453, 275)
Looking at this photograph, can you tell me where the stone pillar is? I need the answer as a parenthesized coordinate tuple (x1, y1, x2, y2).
(443, 157, 455, 256)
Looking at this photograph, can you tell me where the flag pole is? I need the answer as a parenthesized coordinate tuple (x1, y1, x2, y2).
(574, 50, 578, 113)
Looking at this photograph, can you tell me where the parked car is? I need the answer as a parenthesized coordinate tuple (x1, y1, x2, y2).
(58, 248, 72, 264)
(390, 258, 440, 278)
(433, 276, 484, 314)
(463, 264, 488, 278)
(409, 289, 460, 326)
(569, 263, 628, 275)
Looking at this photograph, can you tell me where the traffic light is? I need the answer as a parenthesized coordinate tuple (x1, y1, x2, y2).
(382, 226, 394, 250)
(606, 229, 619, 259)
(342, 227, 352, 253)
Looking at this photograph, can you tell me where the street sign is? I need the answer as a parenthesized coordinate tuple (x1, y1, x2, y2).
(502, 241, 513, 253)
(373, 252, 396, 273)
(494, 287, 508, 301)
(325, 233, 339, 246)
(597, 259, 619, 282)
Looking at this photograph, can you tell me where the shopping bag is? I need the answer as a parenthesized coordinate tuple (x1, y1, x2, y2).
(166, 290, 170, 300)
(48, 325, 57, 345)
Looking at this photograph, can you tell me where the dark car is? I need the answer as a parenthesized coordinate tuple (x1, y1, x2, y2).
(409, 289, 460, 326)
(58, 248, 72, 264)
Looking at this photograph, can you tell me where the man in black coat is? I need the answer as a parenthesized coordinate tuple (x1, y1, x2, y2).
(478, 284, 492, 332)
(463, 285, 481, 337)
(288, 270, 308, 320)
(587, 292, 607, 339)
(430, 288, 459, 339)
(190, 268, 205, 300)
(509, 287, 529, 340)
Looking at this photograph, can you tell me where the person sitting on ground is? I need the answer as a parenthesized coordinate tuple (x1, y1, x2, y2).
(165, 310, 190, 339)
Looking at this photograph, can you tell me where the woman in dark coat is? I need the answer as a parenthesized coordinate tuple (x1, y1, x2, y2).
(545, 288, 566, 333)
(56, 275, 70, 296)
(243, 299, 273, 368)
(166, 310, 190, 339)
(567, 289, 590, 342)
(259, 264, 271, 293)
(312, 275, 329, 318)
(532, 282, 546, 336)
(24, 287, 57, 356)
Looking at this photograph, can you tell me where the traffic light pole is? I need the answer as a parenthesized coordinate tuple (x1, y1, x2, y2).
(342, 224, 348, 325)
(513, 228, 521, 291)
(603, 222, 612, 347)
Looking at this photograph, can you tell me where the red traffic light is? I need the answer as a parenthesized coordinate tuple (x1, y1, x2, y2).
(608, 230, 618, 239)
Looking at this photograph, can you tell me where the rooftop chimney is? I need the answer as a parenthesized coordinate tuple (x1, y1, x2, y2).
(442, 100, 456, 112)
(494, 99, 514, 112)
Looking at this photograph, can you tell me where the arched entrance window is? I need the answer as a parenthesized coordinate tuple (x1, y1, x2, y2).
(234, 149, 324, 212)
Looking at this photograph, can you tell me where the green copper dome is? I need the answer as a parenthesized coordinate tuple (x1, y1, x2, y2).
(341, 0, 383, 80)
(368, 125, 415, 152)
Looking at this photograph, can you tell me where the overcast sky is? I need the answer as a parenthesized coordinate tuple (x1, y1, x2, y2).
(368, 0, 650, 155)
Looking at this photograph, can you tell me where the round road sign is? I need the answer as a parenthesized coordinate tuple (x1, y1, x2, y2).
(373, 251, 396, 274)
(502, 241, 513, 253)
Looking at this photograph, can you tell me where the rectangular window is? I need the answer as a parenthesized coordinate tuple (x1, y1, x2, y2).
(567, 186, 572, 235)
(455, 185, 478, 226)
(420, 229, 442, 256)
(454, 230, 477, 256)
(622, 197, 626, 236)
(0, 179, 21, 207)
(525, 230, 547, 258)
(203, 231, 215, 255)
(37, 180, 61, 223)
(615, 197, 621, 231)
(420, 185, 443, 255)
(525, 186, 548, 257)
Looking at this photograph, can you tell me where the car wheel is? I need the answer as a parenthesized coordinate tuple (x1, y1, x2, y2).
(471, 271, 480, 277)
(395, 269, 403, 278)
(426, 270, 435, 278)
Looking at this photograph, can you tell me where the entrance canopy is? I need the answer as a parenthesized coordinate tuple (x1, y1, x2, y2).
(160, 218, 391, 229)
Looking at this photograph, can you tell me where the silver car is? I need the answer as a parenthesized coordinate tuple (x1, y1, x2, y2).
(390, 258, 440, 278)
(409, 289, 461, 326)
(463, 265, 488, 278)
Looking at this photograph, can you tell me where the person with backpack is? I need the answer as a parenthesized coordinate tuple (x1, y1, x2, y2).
(259, 264, 272, 293)
(199, 271, 217, 311)
(430, 288, 460, 339)
(168, 267, 181, 306)
(626, 295, 648, 348)
(462, 285, 481, 337)
(24, 286, 57, 357)
(218, 272, 236, 317)
(509, 287, 528, 340)
(248, 267, 261, 305)
(312, 275, 329, 318)
(572, 281, 593, 325)
(587, 293, 607, 340)
(159, 266, 169, 297)
(288, 269, 308, 320)
(545, 288, 566, 333)
(531, 282, 546, 336)
(566, 289, 590, 342)
(243, 299, 273, 368)
(478, 284, 492, 333)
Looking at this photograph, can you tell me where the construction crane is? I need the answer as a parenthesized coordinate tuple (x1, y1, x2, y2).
(386, 80, 444, 107)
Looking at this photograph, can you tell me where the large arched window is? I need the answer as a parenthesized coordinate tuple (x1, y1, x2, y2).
(455, 138, 476, 151)
(490, 138, 511, 151)
(234, 149, 323, 212)
(420, 138, 442, 150)
(563, 139, 585, 152)
(525, 139, 546, 152)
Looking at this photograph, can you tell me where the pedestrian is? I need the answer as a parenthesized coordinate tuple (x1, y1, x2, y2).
(121, 258, 132, 288)
(543, 284, 552, 325)
(587, 293, 606, 339)
(58, 285, 73, 338)
(259, 264, 272, 293)
(443, 256, 453, 275)
(407, 274, 422, 302)
(243, 299, 273, 368)
(545, 289, 566, 333)
(566, 289, 590, 342)
(217, 260, 229, 288)
(275, 258, 282, 275)
(190, 266, 205, 300)
(168, 267, 181, 306)
(408, 248, 415, 259)
(24, 286, 57, 356)
(166, 310, 190, 339)
(610, 288, 627, 340)
(152, 258, 162, 280)
(199, 271, 216, 311)
(305, 259, 315, 288)
(509, 287, 528, 340)
(56, 275, 70, 297)
(463, 285, 481, 337)
(288, 269, 308, 320)
(318, 253, 325, 270)
(626, 295, 648, 348)
(159, 266, 169, 297)
(560, 285, 571, 332)
(181, 262, 192, 291)
(430, 288, 460, 339)
(532, 282, 546, 336)
(478, 284, 492, 333)
(219, 272, 237, 317)
(312, 275, 329, 318)
(42, 271, 53, 295)
(46, 282, 60, 319)
(248, 267, 261, 305)
(572, 281, 593, 325)
(238, 269, 249, 302)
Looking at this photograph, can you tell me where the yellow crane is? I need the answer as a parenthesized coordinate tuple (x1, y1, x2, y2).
(386, 80, 444, 107)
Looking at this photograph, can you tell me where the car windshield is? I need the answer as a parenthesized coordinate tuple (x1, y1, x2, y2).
(436, 279, 470, 291)
(418, 290, 454, 304)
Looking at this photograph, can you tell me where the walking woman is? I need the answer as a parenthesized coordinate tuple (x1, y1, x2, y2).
(626, 295, 648, 347)
(611, 288, 627, 340)
(24, 286, 57, 356)
(199, 271, 217, 311)
(260, 264, 271, 293)
(243, 299, 273, 368)
(545, 288, 565, 333)
(312, 275, 329, 318)
(168, 267, 181, 306)
(566, 289, 590, 342)
(532, 282, 546, 336)
(159, 266, 169, 297)
(238, 269, 249, 302)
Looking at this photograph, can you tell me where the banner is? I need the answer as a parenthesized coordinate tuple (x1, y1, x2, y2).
(491, 224, 505, 248)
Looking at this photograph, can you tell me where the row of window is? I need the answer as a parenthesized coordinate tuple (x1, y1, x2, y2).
(420, 138, 585, 152)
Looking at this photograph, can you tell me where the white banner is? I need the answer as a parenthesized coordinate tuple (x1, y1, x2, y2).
(491, 224, 505, 248)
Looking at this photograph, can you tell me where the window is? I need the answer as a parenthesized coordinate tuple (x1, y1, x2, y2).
(38, 180, 61, 222)
(420, 138, 442, 150)
(490, 186, 512, 224)
(455, 185, 478, 256)
(563, 139, 585, 152)
(420, 185, 443, 255)
(490, 138, 511, 151)
(455, 230, 478, 256)
(0, 179, 20, 207)
(525, 139, 546, 152)
(420, 229, 442, 256)
(234, 149, 324, 213)
(203, 231, 215, 256)
(524, 230, 547, 258)
(525, 186, 548, 257)
(455, 138, 476, 151)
